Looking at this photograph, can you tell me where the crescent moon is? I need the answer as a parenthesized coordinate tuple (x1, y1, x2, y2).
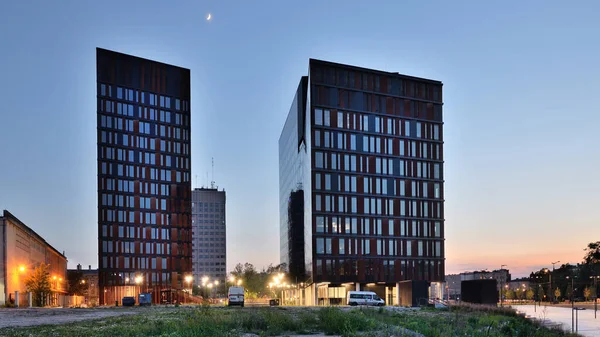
(206, 13, 212, 21)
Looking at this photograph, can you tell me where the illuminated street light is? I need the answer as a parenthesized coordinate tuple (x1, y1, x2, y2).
(135, 275, 143, 284)
(237, 279, 242, 286)
(19, 266, 26, 273)
(202, 276, 209, 285)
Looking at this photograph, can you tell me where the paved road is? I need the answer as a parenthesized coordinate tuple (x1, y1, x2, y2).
(513, 304, 600, 337)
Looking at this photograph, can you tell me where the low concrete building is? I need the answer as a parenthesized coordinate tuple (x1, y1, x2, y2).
(0, 210, 68, 306)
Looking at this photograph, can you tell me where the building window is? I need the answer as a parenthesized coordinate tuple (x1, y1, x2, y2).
(316, 238, 324, 254)
(315, 152, 324, 168)
(316, 217, 325, 233)
(315, 109, 323, 125)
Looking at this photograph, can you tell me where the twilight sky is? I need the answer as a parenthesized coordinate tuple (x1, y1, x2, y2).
(0, 0, 598, 278)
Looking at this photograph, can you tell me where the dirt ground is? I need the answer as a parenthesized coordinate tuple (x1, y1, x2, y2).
(0, 307, 138, 329)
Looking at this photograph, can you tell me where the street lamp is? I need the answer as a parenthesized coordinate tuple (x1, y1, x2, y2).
(500, 264, 507, 307)
(590, 276, 600, 318)
(567, 275, 576, 332)
(184, 275, 193, 303)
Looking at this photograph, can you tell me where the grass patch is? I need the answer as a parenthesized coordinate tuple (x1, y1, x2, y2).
(0, 304, 583, 337)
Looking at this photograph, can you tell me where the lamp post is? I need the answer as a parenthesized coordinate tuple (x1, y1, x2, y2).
(567, 275, 576, 332)
(184, 275, 193, 303)
(500, 264, 507, 307)
(591, 276, 600, 319)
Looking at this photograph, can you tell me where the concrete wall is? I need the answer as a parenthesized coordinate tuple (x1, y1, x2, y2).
(0, 213, 68, 306)
(0, 218, 5, 305)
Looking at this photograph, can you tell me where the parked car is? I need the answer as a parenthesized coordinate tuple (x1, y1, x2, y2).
(122, 296, 136, 306)
(228, 286, 245, 307)
(346, 291, 385, 306)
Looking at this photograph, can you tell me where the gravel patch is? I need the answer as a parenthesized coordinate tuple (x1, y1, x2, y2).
(0, 308, 137, 328)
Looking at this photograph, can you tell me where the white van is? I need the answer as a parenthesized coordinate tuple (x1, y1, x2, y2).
(347, 291, 385, 306)
(228, 286, 245, 307)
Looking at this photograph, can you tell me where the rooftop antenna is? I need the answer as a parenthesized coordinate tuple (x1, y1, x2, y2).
(195, 175, 198, 189)
(206, 172, 209, 188)
(211, 157, 215, 189)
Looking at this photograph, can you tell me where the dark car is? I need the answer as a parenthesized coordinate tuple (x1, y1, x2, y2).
(122, 296, 136, 306)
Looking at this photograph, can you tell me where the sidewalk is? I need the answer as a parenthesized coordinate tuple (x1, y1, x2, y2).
(513, 304, 600, 337)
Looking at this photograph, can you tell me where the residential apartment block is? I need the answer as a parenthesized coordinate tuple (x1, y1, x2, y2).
(192, 187, 227, 286)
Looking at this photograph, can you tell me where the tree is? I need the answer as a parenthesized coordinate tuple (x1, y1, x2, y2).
(67, 271, 87, 296)
(505, 289, 515, 300)
(537, 286, 545, 302)
(584, 287, 592, 301)
(526, 288, 534, 301)
(192, 285, 201, 296)
(515, 288, 524, 301)
(584, 241, 600, 265)
(25, 264, 51, 306)
(554, 287, 561, 301)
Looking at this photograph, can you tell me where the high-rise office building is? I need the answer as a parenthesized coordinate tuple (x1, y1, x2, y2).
(191, 187, 227, 287)
(279, 59, 444, 305)
(96, 48, 192, 304)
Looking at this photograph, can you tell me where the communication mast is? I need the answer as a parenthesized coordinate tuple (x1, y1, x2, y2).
(210, 157, 216, 189)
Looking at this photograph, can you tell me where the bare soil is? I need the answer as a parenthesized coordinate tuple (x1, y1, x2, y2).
(0, 307, 137, 328)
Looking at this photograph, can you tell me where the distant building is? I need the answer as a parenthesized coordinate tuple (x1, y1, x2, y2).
(0, 210, 68, 306)
(507, 279, 530, 292)
(67, 264, 99, 306)
(445, 269, 511, 299)
(96, 48, 192, 305)
(192, 187, 226, 287)
(279, 59, 445, 306)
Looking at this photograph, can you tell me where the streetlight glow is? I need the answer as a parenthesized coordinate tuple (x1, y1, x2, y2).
(19, 266, 25, 272)
(237, 279, 242, 286)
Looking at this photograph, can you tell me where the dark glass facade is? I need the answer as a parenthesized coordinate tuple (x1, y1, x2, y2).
(279, 77, 309, 281)
(280, 59, 444, 290)
(96, 48, 192, 304)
